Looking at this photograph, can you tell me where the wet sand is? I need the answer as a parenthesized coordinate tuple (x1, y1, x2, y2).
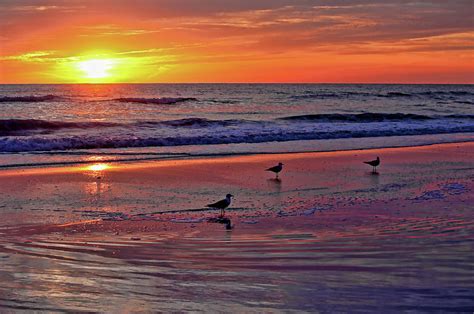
(0, 143, 473, 312)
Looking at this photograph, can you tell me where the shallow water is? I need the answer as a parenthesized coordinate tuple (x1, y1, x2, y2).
(1, 218, 473, 312)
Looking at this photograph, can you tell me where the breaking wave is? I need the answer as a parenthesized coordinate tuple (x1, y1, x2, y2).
(2, 125, 474, 153)
(1, 114, 474, 152)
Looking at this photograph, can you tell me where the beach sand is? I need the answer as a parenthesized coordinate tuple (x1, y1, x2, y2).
(0, 142, 473, 312)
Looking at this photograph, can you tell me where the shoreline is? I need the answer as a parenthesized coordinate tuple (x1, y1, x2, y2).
(1, 140, 473, 172)
(1, 135, 473, 170)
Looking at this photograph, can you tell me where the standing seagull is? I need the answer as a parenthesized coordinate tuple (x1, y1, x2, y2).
(364, 156, 380, 173)
(206, 194, 233, 217)
(266, 162, 284, 178)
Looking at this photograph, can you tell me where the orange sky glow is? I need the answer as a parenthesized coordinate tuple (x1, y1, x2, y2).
(0, 0, 473, 84)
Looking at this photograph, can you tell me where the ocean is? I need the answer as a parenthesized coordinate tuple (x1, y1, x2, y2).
(1, 83, 473, 167)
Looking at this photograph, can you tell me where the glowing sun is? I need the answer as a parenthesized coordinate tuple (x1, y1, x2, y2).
(77, 59, 116, 79)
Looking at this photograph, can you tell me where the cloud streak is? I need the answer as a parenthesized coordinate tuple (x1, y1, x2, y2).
(0, 0, 473, 83)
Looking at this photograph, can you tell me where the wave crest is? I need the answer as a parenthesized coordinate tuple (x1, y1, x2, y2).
(279, 113, 435, 122)
(0, 95, 63, 102)
(114, 97, 197, 104)
(290, 90, 474, 100)
(0, 119, 119, 136)
(138, 118, 240, 127)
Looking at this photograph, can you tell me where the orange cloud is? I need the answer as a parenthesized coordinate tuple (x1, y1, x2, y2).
(0, 1, 473, 83)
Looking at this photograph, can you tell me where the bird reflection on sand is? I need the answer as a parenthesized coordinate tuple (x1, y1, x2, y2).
(267, 177, 282, 193)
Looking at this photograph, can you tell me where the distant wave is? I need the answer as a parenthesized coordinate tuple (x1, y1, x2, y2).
(205, 99, 241, 104)
(114, 97, 197, 104)
(378, 92, 412, 98)
(0, 119, 119, 136)
(290, 90, 474, 100)
(137, 118, 241, 127)
(0, 95, 63, 102)
(290, 93, 349, 100)
(281, 113, 436, 122)
(290, 91, 412, 100)
(421, 91, 474, 96)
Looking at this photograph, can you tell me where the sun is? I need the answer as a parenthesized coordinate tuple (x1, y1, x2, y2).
(77, 59, 116, 79)
(60, 54, 144, 82)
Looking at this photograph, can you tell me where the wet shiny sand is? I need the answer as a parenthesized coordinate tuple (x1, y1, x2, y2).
(0, 143, 473, 312)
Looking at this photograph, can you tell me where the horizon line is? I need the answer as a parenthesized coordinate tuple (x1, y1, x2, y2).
(1, 82, 473, 85)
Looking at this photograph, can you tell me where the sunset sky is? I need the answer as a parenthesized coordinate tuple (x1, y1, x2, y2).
(0, 0, 473, 83)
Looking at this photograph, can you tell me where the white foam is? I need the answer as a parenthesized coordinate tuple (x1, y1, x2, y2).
(1, 115, 474, 152)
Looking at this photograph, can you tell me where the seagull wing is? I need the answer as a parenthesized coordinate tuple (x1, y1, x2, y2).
(364, 159, 379, 166)
(266, 165, 279, 172)
(206, 199, 228, 208)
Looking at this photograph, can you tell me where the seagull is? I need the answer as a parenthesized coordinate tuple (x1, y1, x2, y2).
(266, 162, 284, 178)
(364, 156, 380, 173)
(206, 194, 233, 217)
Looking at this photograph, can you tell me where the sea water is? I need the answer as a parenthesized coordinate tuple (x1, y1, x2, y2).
(1, 83, 473, 167)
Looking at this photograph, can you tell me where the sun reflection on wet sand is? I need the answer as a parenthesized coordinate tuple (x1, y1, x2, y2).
(82, 163, 112, 206)
(82, 162, 111, 179)
(84, 181, 111, 198)
(88, 164, 109, 172)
